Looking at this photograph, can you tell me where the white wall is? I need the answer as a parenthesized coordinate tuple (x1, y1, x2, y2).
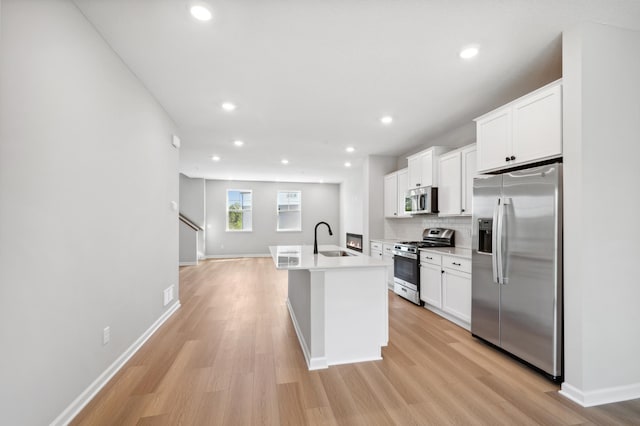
(339, 156, 396, 254)
(561, 22, 640, 406)
(364, 156, 398, 250)
(0, 1, 179, 424)
(385, 216, 473, 249)
(339, 166, 365, 247)
(205, 180, 340, 256)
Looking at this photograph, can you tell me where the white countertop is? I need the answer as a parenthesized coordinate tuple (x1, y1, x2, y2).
(420, 246, 472, 259)
(269, 244, 392, 270)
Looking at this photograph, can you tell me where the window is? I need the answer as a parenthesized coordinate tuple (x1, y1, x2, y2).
(277, 190, 301, 232)
(226, 189, 252, 231)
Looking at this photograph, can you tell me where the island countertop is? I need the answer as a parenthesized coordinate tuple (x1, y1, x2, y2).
(269, 244, 391, 270)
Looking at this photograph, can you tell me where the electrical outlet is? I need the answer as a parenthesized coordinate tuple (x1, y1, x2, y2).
(163, 285, 175, 306)
(103, 326, 110, 345)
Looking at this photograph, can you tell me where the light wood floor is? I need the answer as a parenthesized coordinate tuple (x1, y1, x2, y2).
(72, 257, 640, 425)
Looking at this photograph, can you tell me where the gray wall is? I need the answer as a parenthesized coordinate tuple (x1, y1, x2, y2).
(562, 22, 640, 404)
(206, 180, 340, 256)
(179, 173, 205, 256)
(179, 173, 205, 226)
(0, 1, 178, 424)
(179, 221, 198, 265)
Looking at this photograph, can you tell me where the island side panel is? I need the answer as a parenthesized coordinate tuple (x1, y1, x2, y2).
(324, 266, 388, 366)
(287, 270, 312, 365)
(287, 269, 328, 370)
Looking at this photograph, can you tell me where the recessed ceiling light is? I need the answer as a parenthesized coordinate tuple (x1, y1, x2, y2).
(345, 162, 352, 167)
(211, 155, 220, 161)
(346, 146, 355, 153)
(460, 46, 479, 59)
(380, 116, 393, 125)
(233, 140, 244, 147)
(221, 102, 236, 111)
(190, 4, 212, 21)
(281, 159, 289, 165)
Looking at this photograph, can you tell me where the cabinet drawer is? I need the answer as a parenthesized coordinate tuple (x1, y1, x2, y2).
(442, 255, 471, 274)
(370, 241, 382, 251)
(419, 251, 441, 266)
(383, 243, 395, 254)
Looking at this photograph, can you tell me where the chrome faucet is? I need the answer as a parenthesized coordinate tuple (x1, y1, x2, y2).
(313, 221, 333, 254)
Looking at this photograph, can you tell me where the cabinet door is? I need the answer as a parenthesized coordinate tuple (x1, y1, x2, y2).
(461, 146, 477, 215)
(512, 83, 562, 166)
(371, 249, 383, 259)
(407, 155, 422, 188)
(476, 108, 511, 172)
(442, 268, 471, 323)
(420, 263, 442, 308)
(383, 244, 395, 285)
(396, 168, 410, 217)
(438, 151, 461, 215)
(419, 151, 434, 187)
(383, 173, 398, 217)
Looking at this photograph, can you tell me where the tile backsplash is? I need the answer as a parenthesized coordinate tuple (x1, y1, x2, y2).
(385, 215, 473, 249)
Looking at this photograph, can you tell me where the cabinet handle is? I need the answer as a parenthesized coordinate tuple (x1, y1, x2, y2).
(416, 183, 420, 187)
(461, 208, 465, 212)
(426, 256, 432, 260)
(452, 262, 461, 266)
(394, 212, 397, 216)
(505, 157, 510, 162)
(510, 155, 516, 161)
(441, 270, 445, 274)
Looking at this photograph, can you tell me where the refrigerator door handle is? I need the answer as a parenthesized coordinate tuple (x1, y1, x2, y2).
(499, 197, 511, 284)
(491, 197, 501, 284)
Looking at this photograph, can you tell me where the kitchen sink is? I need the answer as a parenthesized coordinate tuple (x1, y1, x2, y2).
(319, 250, 354, 257)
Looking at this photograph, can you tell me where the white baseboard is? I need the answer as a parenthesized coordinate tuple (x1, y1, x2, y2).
(286, 299, 327, 371)
(205, 253, 269, 259)
(50, 301, 181, 426)
(560, 381, 640, 407)
(179, 261, 198, 266)
(423, 304, 470, 331)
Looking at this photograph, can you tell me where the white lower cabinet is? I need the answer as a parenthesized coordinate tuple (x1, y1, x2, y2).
(370, 241, 383, 259)
(442, 268, 471, 324)
(420, 263, 442, 308)
(419, 251, 471, 330)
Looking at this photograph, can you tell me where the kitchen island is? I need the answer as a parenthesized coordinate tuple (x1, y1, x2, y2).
(269, 244, 391, 370)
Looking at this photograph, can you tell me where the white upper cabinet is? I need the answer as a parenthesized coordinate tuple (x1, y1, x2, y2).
(476, 109, 511, 172)
(383, 168, 411, 218)
(461, 145, 477, 215)
(383, 173, 397, 218)
(437, 143, 477, 216)
(475, 79, 562, 173)
(396, 168, 409, 217)
(406, 146, 451, 189)
(438, 151, 462, 215)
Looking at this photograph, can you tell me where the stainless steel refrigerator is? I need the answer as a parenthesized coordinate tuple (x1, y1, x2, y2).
(471, 163, 562, 381)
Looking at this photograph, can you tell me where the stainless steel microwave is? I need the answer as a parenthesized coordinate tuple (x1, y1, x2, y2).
(405, 186, 438, 214)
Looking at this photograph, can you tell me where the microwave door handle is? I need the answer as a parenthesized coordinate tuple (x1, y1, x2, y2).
(419, 194, 425, 211)
(491, 198, 500, 284)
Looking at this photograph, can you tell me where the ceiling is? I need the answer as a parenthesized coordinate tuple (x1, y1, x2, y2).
(73, 0, 640, 183)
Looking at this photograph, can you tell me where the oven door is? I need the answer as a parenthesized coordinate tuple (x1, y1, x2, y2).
(393, 252, 419, 291)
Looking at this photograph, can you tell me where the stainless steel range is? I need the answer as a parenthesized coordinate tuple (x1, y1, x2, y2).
(393, 228, 455, 305)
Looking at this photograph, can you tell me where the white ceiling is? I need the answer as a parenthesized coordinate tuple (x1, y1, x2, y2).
(73, 0, 640, 183)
